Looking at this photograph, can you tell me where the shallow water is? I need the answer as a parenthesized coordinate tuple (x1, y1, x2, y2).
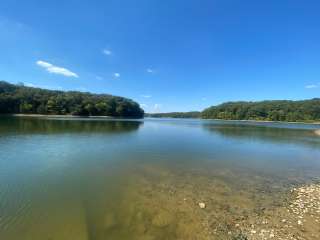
(0, 117, 319, 240)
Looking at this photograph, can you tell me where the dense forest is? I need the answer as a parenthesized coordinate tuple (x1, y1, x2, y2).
(145, 111, 201, 118)
(202, 99, 320, 122)
(0, 81, 144, 118)
(147, 100, 320, 122)
(2, 81, 319, 122)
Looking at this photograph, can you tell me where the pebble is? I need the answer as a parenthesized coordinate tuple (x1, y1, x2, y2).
(198, 202, 206, 209)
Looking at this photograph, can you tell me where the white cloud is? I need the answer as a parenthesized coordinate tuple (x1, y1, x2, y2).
(201, 97, 207, 101)
(147, 68, 154, 73)
(113, 72, 120, 78)
(140, 94, 152, 98)
(305, 84, 318, 89)
(140, 104, 148, 108)
(96, 76, 103, 80)
(36, 60, 78, 78)
(103, 49, 112, 55)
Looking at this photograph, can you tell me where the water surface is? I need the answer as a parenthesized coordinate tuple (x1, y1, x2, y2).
(0, 117, 319, 239)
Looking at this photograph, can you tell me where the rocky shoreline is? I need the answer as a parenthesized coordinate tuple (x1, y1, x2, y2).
(238, 183, 320, 240)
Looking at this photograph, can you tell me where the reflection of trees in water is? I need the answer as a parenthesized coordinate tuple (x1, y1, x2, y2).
(202, 123, 320, 148)
(0, 117, 143, 135)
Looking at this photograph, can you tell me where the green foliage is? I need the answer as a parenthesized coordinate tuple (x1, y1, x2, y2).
(202, 100, 320, 122)
(145, 111, 201, 118)
(0, 81, 144, 118)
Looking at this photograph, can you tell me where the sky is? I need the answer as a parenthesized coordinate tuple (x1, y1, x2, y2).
(0, 0, 319, 113)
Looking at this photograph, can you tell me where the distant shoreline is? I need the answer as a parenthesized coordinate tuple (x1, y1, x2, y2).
(147, 116, 320, 125)
(10, 114, 113, 118)
(204, 118, 320, 125)
(2, 114, 142, 120)
(3, 114, 320, 126)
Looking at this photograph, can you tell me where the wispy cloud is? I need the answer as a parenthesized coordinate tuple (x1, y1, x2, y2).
(36, 60, 78, 78)
(146, 68, 154, 73)
(140, 94, 152, 98)
(201, 97, 207, 101)
(25, 83, 36, 87)
(113, 72, 120, 79)
(140, 104, 148, 108)
(25, 82, 62, 90)
(96, 76, 103, 80)
(305, 84, 318, 89)
(153, 103, 162, 113)
(103, 49, 112, 56)
(75, 87, 87, 92)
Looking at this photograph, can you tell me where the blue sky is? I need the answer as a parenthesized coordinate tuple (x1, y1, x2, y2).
(0, 0, 319, 113)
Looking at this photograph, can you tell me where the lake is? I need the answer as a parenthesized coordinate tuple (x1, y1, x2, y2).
(0, 116, 319, 240)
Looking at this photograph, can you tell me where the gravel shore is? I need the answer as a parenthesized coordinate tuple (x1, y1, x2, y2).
(240, 183, 320, 240)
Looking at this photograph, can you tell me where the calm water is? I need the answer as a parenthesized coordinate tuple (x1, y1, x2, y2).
(0, 117, 320, 240)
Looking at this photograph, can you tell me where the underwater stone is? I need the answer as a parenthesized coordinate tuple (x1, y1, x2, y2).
(199, 202, 206, 209)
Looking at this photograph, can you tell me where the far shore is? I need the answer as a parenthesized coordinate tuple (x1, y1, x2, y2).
(205, 118, 320, 125)
(148, 116, 320, 125)
(9, 114, 114, 118)
(3, 114, 144, 120)
(2, 114, 320, 126)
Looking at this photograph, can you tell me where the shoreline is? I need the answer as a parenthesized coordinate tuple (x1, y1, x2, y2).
(3, 114, 320, 126)
(203, 118, 320, 125)
(148, 116, 320, 125)
(10, 114, 113, 118)
(241, 182, 320, 240)
(3, 114, 144, 120)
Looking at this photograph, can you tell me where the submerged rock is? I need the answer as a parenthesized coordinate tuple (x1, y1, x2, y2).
(198, 202, 206, 209)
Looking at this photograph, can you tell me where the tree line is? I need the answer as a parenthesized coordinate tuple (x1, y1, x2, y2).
(0, 81, 144, 118)
(146, 100, 320, 122)
(2, 81, 319, 122)
(202, 99, 320, 122)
